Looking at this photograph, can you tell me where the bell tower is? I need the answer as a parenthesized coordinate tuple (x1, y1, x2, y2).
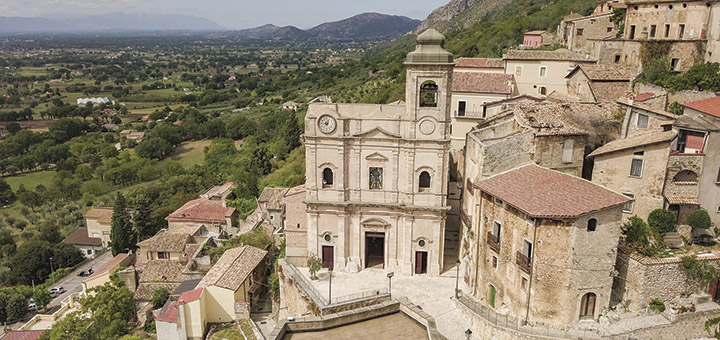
(404, 29, 455, 140)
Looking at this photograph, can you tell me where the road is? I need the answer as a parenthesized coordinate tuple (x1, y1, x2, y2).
(47, 252, 113, 309)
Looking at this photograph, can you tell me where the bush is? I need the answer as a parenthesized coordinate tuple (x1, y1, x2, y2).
(151, 288, 169, 309)
(649, 298, 666, 312)
(648, 209, 676, 234)
(687, 209, 712, 230)
(679, 255, 720, 284)
(622, 216, 650, 248)
(307, 253, 322, 280)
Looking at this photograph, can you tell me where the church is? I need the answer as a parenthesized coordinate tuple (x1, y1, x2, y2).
(302, 29, 454, 276)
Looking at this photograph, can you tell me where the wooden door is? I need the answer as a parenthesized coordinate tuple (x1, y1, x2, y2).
(415, 251, 427, 274)
(580, 293, 596, 319)
(489, 285, 496, 308)
(322, 246, 333, 269)
(709, 280, 720, 302)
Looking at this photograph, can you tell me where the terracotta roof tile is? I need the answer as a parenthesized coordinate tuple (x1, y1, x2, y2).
(85, 253, 131, 280)
(513, 102, 588, 136)
(200, 182, 234, 200)
(454, 58, 504, 69)
(135, 282, 181, 301)
(258, 187, 289, 211)
(155, 300, 177, 323)
(505, 49, 595, 62)
(590, 82, 632, 102)
(197, 245, 267, 291)
(62, 227, 102, 246)
(83, 207, 113, 224)
(665, 196, 701, 205)
(139, 260, 187, 282)
(452, 72, 514, 95)
(634, 92, 656, 102)
(618, 100, 677, 119)
(0, 331, 45, 340)
(588, 130, 675, 158)
(284, 184, 306, 197)
(475, 164, 631, 218)
(137, 230, 191, 253)
(683, 96, 720, 118)
(177, 287, 203, 305)
(568, 64, 637, 81)
(166, 198, 235, 222)
(563, 13, 584, 20)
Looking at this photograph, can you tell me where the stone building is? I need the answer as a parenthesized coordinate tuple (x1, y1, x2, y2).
(460, 164, 630, 325)
(558, 12, 618, 54)
(503, 49, 596, 97)
(62, 227, 103, 258)
(84, 207, 113, 247)
(303, 29, 454, 276)
(257, 187, 288, 229)
(165, 196, 237, 235)
(522, 30, 553, 48)
(283, 185, 307, 266)
(565, 64, 636, 102)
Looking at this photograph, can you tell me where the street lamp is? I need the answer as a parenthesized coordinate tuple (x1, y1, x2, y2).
(387, 272, 394, 298)
(465, 329, 472, 340)
(328, 267, 333, 305)
(455, 258, 461, 298)
(49, 257, 54, 274)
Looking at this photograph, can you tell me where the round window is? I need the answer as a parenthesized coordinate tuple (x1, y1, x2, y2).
(324, 234, 332, 242)
(418, 239, 426, 247)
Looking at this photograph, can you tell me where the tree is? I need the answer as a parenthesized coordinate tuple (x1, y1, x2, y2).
(136, 137, 174, 160)
(0, 179, 15, 204)
(5, 122, 21, 134)
(133, 196, 155, 240)
(110, 193, 134, 256)
(0, 293, 8, 323)
(307, 253, 322, 280)
(622, 216, 650, 248)
(687, 209, 712, 230)
(34, 286, 52, 312)
(6, 293, 28, 321)
(283, 110, 301, 149)
(17, 190, 43, 211)
(151, 288, 170, 309)
(648, 209, 676, 234)
(53, 243, 84, 269)
(38, 311, 91, 340)
(8, 239, 54, 285)
(82, 277, 136, 340)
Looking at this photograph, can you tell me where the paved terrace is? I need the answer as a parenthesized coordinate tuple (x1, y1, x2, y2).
(296, 266, 477, 340)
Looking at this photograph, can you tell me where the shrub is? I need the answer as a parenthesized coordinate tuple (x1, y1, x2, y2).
(307, 253, 322, 280)
(622, 216, 650, 248)
(649, 298, 666, 312)
(687, 209, 712, 230)
(679, 255, 720, 284)
(151, 288, 170, 309)
(648, 209, 677, 234)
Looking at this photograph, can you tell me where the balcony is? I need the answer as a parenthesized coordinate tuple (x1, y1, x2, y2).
(486, 231, 500, 253)
(455, 110, 485, 119)
(516, 251, 532, 274)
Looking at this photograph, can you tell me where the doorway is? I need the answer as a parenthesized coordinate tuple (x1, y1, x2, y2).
(415, 251, 428, 274)
(365, 232, 385, 269)
(489, 285, 497, 308)
(322, 245, 334, 269)
(709, 279, 720, 302)
(579, 292, 597, 320)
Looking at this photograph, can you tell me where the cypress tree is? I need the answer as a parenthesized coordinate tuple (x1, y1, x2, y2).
(110, 192, 134, 256)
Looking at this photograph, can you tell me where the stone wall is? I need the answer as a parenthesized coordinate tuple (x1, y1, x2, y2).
(631, 308, 720, 340)
(634, 82, 718, 108)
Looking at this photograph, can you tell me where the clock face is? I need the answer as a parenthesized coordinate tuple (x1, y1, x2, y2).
(318, 115, 336, 133)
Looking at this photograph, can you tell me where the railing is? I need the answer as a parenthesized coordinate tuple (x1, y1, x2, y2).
(516, 251, 532, 274)
(486, 232, 500, 253)
(454, 110, 486, 118)
(329, 287, 389, 305)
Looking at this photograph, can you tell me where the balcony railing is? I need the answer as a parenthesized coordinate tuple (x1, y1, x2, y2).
(516, 251, 532, 274)
(455, 110, 485, 118)
(486, 231, 500, 253)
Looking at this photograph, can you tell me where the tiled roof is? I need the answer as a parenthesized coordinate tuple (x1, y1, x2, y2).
(484, 94, 544, 107)
(563, 13, 584, 20)
(505, 49, 595, 62)
(683, 96, 720, 118)
(284, 184, 306, 197)
(62, 227, 102, 246)
(166, 198, 235, 222)
(452, 72, 514, 95)
(200, 182, 234, 200)
(135, 282, 181, 301)
(137, 230, 191, 253)
(167, 224, 205, 236)
(177, 287, 203, 305)
(674, 113, 720, 131)
(665, 195, 701, 205)
(565, 12, 613, 22)
(475, 164, 631, 218)
(85, 253, 131, 280)
(590, 82, 632, 103)
(514, 102, 588, 136)
(568, 64, 637, 81)
(634, 92, 656, 102)
(525, 30, 546, 35)
(139, 260, 187, 282)
(0, 331, 45, 340)
(588, 130, 675, 158)
(198, 245, 267, 291)
(155, 300, 178, 323)
(454, 58, 504, 69)
(84, 207, 113, 224)
(618, 100, 677, 119)
(258, 187, 289, 211)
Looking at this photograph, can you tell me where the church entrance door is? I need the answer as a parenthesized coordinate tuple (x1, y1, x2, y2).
(365, 232, 385, 269)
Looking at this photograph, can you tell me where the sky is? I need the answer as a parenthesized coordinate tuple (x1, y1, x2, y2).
(0, 0, 449, 29)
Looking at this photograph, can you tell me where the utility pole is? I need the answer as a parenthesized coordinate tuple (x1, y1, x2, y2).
(49, 257, 54, 274)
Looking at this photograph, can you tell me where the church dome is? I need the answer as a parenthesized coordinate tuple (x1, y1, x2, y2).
(405, 29, 454, 65)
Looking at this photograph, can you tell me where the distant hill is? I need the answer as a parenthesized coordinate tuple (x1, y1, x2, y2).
(235, 24, 281, 39)
(0, 13, 223, 32)
(308, 13, 420, 39)
(268, 26, 312, 41)
(415, 0, 514, 34)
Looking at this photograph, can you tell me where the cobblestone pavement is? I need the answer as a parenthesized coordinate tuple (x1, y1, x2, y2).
(298, 267, 482, 340)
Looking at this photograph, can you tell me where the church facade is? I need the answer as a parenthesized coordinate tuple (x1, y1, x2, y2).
(303, 30, 454, 276)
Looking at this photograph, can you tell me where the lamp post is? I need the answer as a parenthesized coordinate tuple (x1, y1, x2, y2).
(49, 257, 54, 274)
(455, 258, 461, 298)
(465, 329, 472, 340)
(387, 272, 394, 298)
(328, 267, 333, 305)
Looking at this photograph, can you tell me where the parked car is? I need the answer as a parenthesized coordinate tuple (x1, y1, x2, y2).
(50, 286, 65, 296)
(28, 298, 36, 311)
(77, 268, 94, 277)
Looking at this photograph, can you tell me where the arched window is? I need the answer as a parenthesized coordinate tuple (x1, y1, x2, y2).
(322, 168, 333, 187)
(419, 171, 431, 191)
(579, 292, 597, 320)
(420, 81, 438, 107)
(673, 170, 698, 182)
(587, 218, 597, 232)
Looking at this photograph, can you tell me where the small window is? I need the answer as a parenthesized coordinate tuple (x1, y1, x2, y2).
(515, 66, 523, 77)
(607, 27, 613, 33)
(716, 206, 720, 214)
(623, 193, 635, 213)
(102, 231, 110, 236)
(615, 55, 621, 63)
(539, 66, 547, 77)
(158, 252, 170, 259)
(492, 256, 498, 268)
(521, 277, 528, 290)
(629, 25, 636, 39)
(522, 240, 533, 259)
(587, 218, 597, 232)
(87, 249, 93, 255)
(419, 171, 431, 191)
(633, 151, 645, 156)
(650, 25, 657, 38)
(539, 86, 547, 95)
(716, 167, 720, 183)
(665, 24, 671, 38)
(458, 101, 466, 117)
(562, 139, 574, 164)
(369, 167, 383, 190)
(324, 234, 331, 242)
(526, 215, 535, 225)
(630, 159, 644, 177)
(678, 24, 685, 39)
(637, 114, 649, 128)
(297, 223, 300, 229)
(577, 28, 584, 36)
(322, 167, 334, 186)
(671, 58, 680, 71)
(270, 215, 274, 220)
(494, 197, 504, 206)
(492, 221, 502, 238)
(418, 239, 426, 247)
(92, 232, 99, 237)
(419, 81, 438, 107)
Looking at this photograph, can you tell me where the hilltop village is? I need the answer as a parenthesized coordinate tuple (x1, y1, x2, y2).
(3, 0, 720, 340)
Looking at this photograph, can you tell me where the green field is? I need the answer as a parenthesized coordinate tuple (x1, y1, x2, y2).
(169, 140, 212, 168)
(3, 170, 55, 191)
(16, 67, 50, 77)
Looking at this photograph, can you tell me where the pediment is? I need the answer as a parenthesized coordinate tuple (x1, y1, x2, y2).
(353, 127, 401, 139)
(365, 152, 389, 162)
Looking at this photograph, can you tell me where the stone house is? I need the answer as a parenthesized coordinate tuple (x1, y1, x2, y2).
(303, 29, 453, 276)
(82, 252, 134, 292)
(84, 207, 113, 247)
(503, 49, 596, 97)
(166, 197, 237, 235)
(283, 185, 307, 266)
(460, 164, 630, 325)
(137, 226, 205, 264)
(257, 186, 289, 229)
(522, 30, 553, 48)
(565, 64, 637, 102)
(558, 12, 618, 54)
(62, 227, 103, 258)
(618, 100, 677, 139)
(454, 57, 505, 74)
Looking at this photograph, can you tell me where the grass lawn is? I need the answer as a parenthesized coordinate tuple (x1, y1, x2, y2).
(17, 67, 50, 77)
(3, 170, 55, 191)
(209, 322, 256, 340)
(129, 103, 184, 115)
(169, 140, 212, 168)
